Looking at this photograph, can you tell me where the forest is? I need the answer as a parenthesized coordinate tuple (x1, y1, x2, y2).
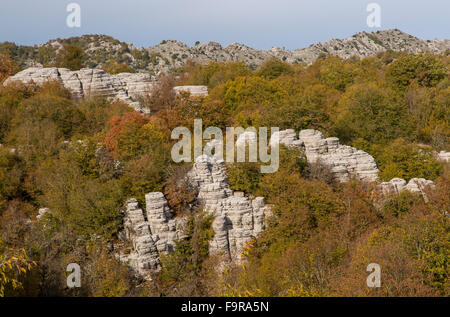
(0, 45, 448, 297)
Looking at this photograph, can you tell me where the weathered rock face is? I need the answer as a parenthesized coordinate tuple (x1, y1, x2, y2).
(173, 85, 208, 97)
(145, 192, 186, 253)
(3, 67, 156, 114)
(120, 199, 161, 278)
(188, 155, 270, 262)
(18, 30, 450, 74)
(119, 128, 441, 278)
(269, 129, 379, 182)
(377, 178, 435, 200)
(121, 154, 271, 278)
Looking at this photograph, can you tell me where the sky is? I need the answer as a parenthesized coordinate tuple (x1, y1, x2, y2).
(0, 0, 449, 50)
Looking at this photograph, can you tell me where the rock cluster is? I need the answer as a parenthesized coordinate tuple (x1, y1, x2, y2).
(146, 29, 449, 68)
(267, 129, 438, 199)
(297, 129, 379, 182)
(268, 129, 379, 182)
(376, 178, 435, 200)
(121, 154, 271, 278)
(188, 155, 270, 262)
(120, 195, 186, 278)
(9, 30, 449, 75)
(173, 85, 209, 97)
(119, 127, 442, 277)
(3, 67, 156, 114)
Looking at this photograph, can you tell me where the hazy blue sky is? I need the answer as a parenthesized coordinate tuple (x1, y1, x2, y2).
(0, 0, 449, 49)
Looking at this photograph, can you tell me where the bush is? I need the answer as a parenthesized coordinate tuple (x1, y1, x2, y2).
(55, 44, 84, 70)
(373, 139, 442, 181)
(257, 58, 293, 80)
(386, 54, 447, 89)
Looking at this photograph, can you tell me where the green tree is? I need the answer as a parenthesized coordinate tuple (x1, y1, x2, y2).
(334, 83, 411, 143)
(257, 58, 293, 80)
(373, 138, 442, 181)
(386, 54, 447, 89)
(55, 44, 84, 70)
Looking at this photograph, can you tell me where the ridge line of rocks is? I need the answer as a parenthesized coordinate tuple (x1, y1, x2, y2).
(3, 67, 209, 114)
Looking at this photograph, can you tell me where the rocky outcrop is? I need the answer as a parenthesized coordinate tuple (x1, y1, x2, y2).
(6, 30, 449, 75)
(188, 155, 270, 262)
(4, 68, 212, 113)
(120, 199, 161, 278)
(3, 67, 156, 114)
(146, 29, 450, 68)
(269, 129, 379, 182)
(269, 129, 440, 198)
(120, 128, 440, 278)
(173, 85, 208, 97)
(119, 194, 188, 277)
(121, 154, 271, 278)
(145, 192, 186, 253)
(377, 178, 435, 200)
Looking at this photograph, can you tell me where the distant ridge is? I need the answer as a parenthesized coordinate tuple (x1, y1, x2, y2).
(1, 29, 449, 74)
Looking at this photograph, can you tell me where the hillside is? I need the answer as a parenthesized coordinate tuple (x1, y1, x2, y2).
(1, 29, 449, 74)
(0, 29, 449, 298)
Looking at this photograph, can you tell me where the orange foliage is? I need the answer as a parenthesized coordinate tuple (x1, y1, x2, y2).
(0, 53, 20, 84)
(104, 112, 151, 159)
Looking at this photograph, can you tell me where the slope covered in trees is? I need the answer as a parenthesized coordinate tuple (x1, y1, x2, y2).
(0, 46, 448, 296)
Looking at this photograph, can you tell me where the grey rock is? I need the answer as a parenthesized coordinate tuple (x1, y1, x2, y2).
(271, 129, 379, 182)
(4, 67, 156, 114)
(173, 85, 208, 97)
(436, 151, 450, 163)
(36, 208, 50, 221)
(11, 30, 449, 76)
(188, 155, 270, 262)
(377, 177, 435, 200)
(120, 198, 161, 278)
(145, 192, 186, 253)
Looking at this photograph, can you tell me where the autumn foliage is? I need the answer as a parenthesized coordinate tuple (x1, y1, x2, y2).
(0, 48, 448, 297)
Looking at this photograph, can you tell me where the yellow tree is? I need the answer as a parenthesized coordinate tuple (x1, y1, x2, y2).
(0, 246, 36, 297)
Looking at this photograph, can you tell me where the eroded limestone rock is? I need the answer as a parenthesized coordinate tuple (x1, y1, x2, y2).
(120, 199, 161, 278)
(376, 177, 435, 200)
(188, 155, 270, 262)
(121, 153, 271, 279)
(270, 129, 378, 182)
(145, 192, 186, 253)
(173, 85, 208, 97)
(4, 67, 156, 114)
(120, 192, 188, 278)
